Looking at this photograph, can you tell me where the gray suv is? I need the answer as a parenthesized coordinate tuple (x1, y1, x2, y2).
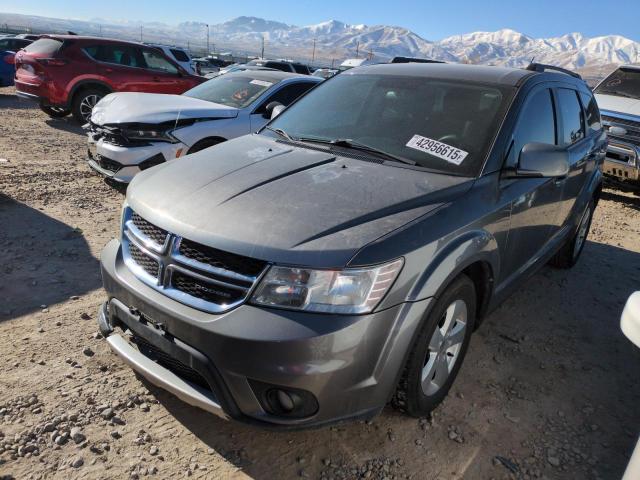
(97, 63, 605, 428)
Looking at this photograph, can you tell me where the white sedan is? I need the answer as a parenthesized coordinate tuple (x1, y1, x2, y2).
(86, 70, 321, 184)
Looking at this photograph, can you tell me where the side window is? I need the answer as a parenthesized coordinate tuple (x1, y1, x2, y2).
(556, 88, 585, 145)
(579, 91, 602, 134)
(265, 62, 293, 73)
(142, 50, 179, 74)
(85, 45, 142, 68)
(0, 39, 8, 50)
(508, 88, 556, 167)
(170, 49, 189, 62)
(255, 82, 316, 114)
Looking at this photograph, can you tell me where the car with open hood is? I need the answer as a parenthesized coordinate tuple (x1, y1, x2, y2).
(86, 70, 321, 184)
(97, 62, 605, 428)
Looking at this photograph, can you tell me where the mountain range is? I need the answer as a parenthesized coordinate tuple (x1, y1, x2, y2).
(1, 12, 638, 71)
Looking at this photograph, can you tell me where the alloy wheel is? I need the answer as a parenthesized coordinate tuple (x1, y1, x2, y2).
(421, 299, 468, 396)
(79, 94, 101, 122)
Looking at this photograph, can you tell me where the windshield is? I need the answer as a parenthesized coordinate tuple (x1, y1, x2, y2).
(594, 68, 640, 100)
(183, 73, 274, 108)
(267, 72, 513, 176)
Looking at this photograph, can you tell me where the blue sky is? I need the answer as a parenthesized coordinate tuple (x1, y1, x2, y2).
(3, 0, 640, 41)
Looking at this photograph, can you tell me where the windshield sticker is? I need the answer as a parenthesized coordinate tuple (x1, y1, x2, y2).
(250, 79, 273, 87)
(406, 135, 469, 165)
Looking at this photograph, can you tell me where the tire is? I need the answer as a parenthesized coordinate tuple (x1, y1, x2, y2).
(549, 199, 594, 269)
(187, 137, 225, 155)
(392, 274, 476, 417)
(71, 88, 107, 124)
(40, 105, 71, 118)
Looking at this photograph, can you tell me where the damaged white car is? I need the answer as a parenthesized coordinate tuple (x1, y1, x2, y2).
(86, 70, 321, 184)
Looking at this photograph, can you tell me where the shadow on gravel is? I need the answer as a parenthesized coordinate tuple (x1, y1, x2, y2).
(0, 92, 36, 109)
(132, 238, 640, 479)
(0, 193, 101, 322)
(45, 117, 85, 135)
(601, 189, 640, 211)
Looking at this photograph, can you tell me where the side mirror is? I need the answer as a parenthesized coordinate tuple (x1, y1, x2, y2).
(622, 292, 640, 349)
(263, 101, 284, 119)
(507, 142, 569, 178)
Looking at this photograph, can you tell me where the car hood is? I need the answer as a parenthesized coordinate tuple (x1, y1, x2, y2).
(91, 92, 238, 125)
(127, 135, 473, 267)
(595, 93, 640, 117)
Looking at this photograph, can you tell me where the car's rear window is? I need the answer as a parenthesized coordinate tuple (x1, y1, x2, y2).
(23, 38, 63, 55)
(170, 49, 189, 62)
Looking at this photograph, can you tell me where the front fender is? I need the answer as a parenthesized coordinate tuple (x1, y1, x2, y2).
(409, 229, 499, 302)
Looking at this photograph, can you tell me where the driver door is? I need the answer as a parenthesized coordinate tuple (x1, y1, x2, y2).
(500, 86, 566, 281)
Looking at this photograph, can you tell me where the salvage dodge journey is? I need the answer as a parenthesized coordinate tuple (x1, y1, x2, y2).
(97, 63, 605, 427)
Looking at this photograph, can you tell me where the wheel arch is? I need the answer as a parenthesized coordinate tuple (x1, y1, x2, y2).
(409, 229, 499, 323)
(68, 79, 113, 106)
(186, 136, 227, 154)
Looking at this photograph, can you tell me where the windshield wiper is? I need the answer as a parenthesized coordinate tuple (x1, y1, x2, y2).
(265, 126, 295, 141)
(297, 137, 416, 166)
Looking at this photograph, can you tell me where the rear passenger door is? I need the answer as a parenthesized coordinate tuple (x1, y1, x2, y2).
(500, 86, 565, 280)
(553, 87, 602, 227)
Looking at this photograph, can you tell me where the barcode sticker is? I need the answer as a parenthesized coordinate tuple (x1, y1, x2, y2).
(406, 135, 469, 165)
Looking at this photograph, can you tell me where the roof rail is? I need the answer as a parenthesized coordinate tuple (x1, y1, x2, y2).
(525, 62, 582, 79)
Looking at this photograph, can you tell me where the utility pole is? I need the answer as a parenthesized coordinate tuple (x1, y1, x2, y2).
(206, 24, 209, 55)
(312, 37, 316, 63)
(368, 49, 373, 60)
(98, 24, 102, 37)
(355, 41, 359, 58)
(261, 36, 265, 58)
(140, 25, 143, 42)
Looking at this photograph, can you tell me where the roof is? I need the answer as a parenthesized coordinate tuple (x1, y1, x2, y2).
(42, 34, 146, 47)
(350, 62, 535, 87)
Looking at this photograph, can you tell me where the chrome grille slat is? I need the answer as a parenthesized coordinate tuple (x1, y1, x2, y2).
(121, 208, 268, 313)
(602, 114, 640, 148)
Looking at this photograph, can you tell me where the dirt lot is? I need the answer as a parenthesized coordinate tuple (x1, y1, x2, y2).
(0, 85, 639, 480)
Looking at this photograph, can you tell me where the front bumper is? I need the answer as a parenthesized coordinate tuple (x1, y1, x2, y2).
(87, 135, 187, 183)
(603, 142, 640, 182)
(99, 239, 431, 428)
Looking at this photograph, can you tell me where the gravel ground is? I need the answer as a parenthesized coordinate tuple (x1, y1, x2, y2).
(1, 85, 639, 480)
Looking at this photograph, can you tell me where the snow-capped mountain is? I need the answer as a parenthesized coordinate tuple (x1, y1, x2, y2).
(1, 12, 639, 69)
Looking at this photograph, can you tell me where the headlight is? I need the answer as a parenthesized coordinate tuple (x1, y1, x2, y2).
(121, 127, 178, 143)
(251, 258, 403, 314)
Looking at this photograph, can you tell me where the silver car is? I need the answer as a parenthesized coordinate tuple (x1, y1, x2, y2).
(86, 71, 321, 184)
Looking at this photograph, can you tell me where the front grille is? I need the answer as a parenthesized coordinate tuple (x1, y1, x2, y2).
(131, 212, 168, 245)
(172, 271, 243, 305)
(602, 114, 640, 147)
(133, 335, 211, 390)
(128, 242, 159, 278)
(122, 209, 268, 313)
(179, 239, 266, 278)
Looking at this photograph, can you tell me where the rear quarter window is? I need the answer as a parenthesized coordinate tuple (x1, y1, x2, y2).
(23, 38, 63, 55)
(170, 49, 190, 62)
(579, 91, 602, 134)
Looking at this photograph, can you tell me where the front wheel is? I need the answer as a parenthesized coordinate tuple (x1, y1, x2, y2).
(549, 199, 594, 269)
(40, 105, 71, 118)
(72, 88, 107, 124)
(392, 274, 476, 417)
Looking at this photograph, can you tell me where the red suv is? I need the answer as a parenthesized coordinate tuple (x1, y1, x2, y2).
(14, 35, 205, 123)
